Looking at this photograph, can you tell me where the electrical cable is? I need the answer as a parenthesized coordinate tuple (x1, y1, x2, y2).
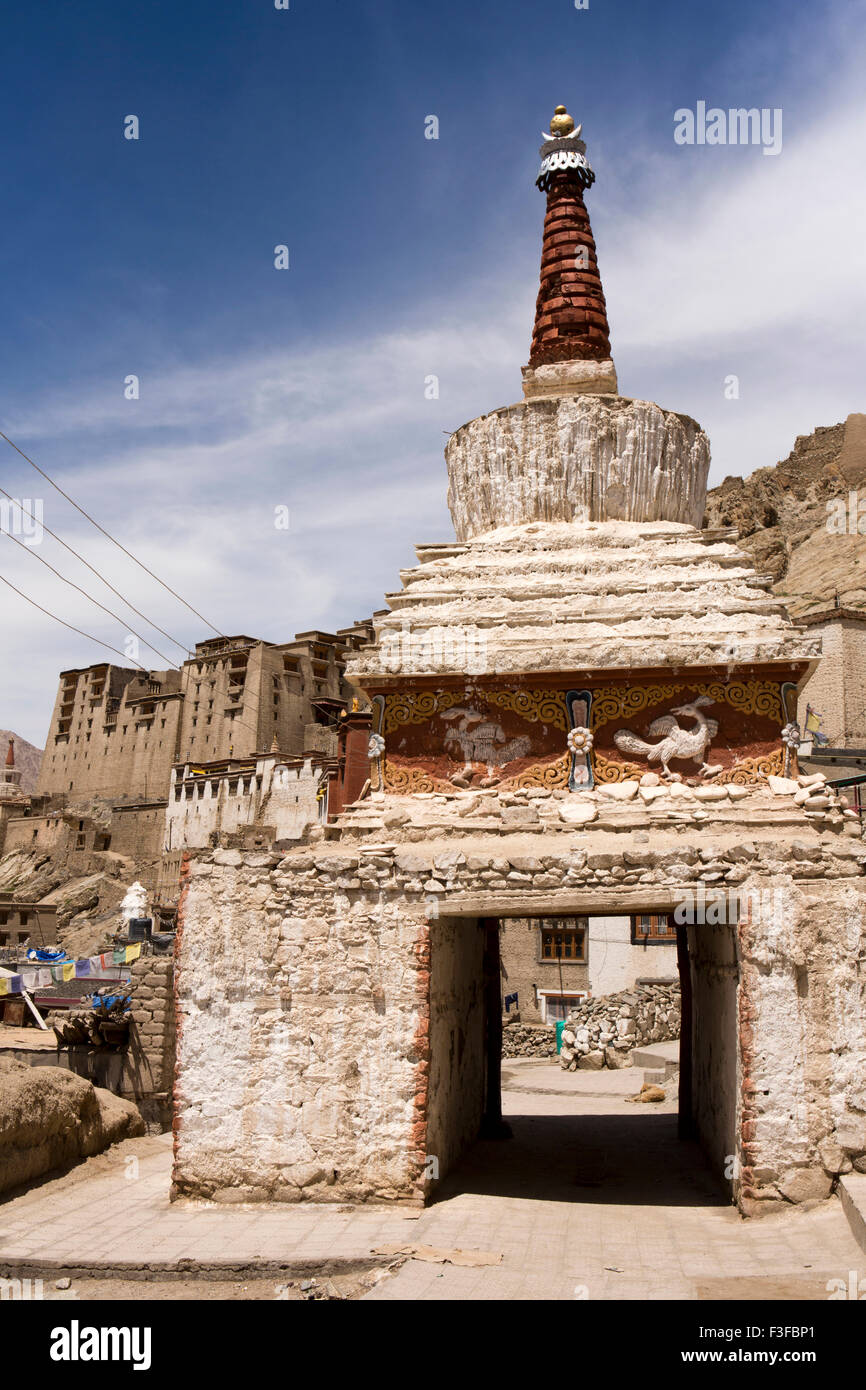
(0, 486, 190, 657)
(0, 427, 226, 637)
(0, 528, 179, 669)
(0, 571, 149, 670)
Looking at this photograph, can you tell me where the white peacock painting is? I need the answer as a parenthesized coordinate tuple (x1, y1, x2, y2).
(613, 696, 723, 779)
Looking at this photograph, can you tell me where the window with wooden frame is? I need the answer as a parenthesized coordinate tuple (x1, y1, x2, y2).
(540, 992, 587, 1023)
(631, 913, 674, 944)
(540, 920, 586, 962)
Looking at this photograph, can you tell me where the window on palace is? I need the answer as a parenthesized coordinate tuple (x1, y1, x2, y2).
(540, 924, 586, 961)
(631, 913, 674, 943)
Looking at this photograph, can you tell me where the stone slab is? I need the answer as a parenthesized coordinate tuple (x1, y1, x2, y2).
(838, 1173, 866, 1255)
(631, 1039, 681, 1077)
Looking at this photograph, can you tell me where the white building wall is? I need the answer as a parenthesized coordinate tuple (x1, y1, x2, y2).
(164, 757, 325, 853)
(266, 763, 326, 840)
(587, 915, 678, 996)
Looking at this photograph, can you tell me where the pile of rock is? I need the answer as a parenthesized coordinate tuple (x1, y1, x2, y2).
(559, 981, 680, 1070)
(502, 1022, 557, 1058)
(327, 760, 866, 844)
(767, 770, 858, 825)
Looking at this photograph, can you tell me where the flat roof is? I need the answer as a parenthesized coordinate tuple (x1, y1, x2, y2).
(192, 635, 262, 652)
(59, 663, 116, 677)
(797, 606, 866, 627)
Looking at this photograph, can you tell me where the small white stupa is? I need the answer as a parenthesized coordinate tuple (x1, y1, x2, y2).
(121, 880, 149, 924)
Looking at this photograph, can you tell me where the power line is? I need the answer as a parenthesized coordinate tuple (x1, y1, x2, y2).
(0, 486, 190, 657)
(0, 427, 226, 638)
(0, 571, 149, 670)
(0, 528, 179, 669)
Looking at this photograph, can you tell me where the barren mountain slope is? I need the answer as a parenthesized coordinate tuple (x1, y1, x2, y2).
(704, 413, 866, 616)
(0, 730, 43, 792)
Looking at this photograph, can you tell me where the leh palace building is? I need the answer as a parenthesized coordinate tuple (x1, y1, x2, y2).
(173, 110, 866, 1215)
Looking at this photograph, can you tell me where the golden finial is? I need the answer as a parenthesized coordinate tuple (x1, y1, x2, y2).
(549, 105, 575, 137)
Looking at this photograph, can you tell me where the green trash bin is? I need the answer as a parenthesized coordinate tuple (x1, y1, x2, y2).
(555, 1019, 566, 1054)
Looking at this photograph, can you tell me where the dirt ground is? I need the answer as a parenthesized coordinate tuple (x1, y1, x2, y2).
(45, 1271, 391, 1301)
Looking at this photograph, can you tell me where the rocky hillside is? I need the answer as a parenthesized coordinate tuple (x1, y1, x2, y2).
(0, 846, 133, 958)
(704, 413, 866, 616)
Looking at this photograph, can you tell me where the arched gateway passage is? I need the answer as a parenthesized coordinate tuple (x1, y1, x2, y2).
(425, 902, 739, 1207)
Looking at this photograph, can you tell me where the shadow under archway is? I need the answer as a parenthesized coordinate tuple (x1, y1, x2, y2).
(429, 1106, 728, 1209)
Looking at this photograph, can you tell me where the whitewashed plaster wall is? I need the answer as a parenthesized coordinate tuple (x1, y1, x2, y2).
(587, 915, 677, 996)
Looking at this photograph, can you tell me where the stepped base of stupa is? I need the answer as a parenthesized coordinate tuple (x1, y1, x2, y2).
(353, 520, 818, 681)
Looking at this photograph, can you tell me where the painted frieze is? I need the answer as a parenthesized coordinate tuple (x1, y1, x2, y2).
(368, 677, 799, 792)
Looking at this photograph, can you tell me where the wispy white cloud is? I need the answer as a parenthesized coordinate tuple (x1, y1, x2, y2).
(2, 35, 865, 746)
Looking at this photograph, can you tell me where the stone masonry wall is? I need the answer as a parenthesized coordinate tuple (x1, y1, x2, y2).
(172, 849, 430, 1205)
(690, 922, 738, 1188)
(426, 916, 485, 1180)
(502, 1022, 558, 1058)
(172, 810, 866, 1211)
(123, 955, 176, 1131)
(736, 873, 866, 1213)
(503, 980, 680, 1063)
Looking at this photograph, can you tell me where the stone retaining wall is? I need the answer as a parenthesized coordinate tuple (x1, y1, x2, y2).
(502, 1022, 557, 1058)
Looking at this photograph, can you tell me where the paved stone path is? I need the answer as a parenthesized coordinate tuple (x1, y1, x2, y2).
(0, 1059, 861, 1300)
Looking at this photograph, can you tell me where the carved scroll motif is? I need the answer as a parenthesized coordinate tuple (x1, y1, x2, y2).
(381, 690, 467, 735)
(590, 679, 785, 729)
(594, 753, 644, 784)
(382, 762, 447, 794)
(484, 690, 569, 731)
(716, 749, 784, 784)
(591, 685, 683, 728)
(514, 753, 571, 789)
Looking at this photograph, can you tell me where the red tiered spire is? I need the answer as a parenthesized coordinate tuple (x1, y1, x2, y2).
(5, 739, 14, 769)
(523, 106, 616, 399)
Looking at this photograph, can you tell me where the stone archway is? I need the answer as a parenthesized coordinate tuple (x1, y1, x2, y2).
(421, 899, 739, 1204)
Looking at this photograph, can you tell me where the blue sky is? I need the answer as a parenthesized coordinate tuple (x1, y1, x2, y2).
(1, 0, 865, 744)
